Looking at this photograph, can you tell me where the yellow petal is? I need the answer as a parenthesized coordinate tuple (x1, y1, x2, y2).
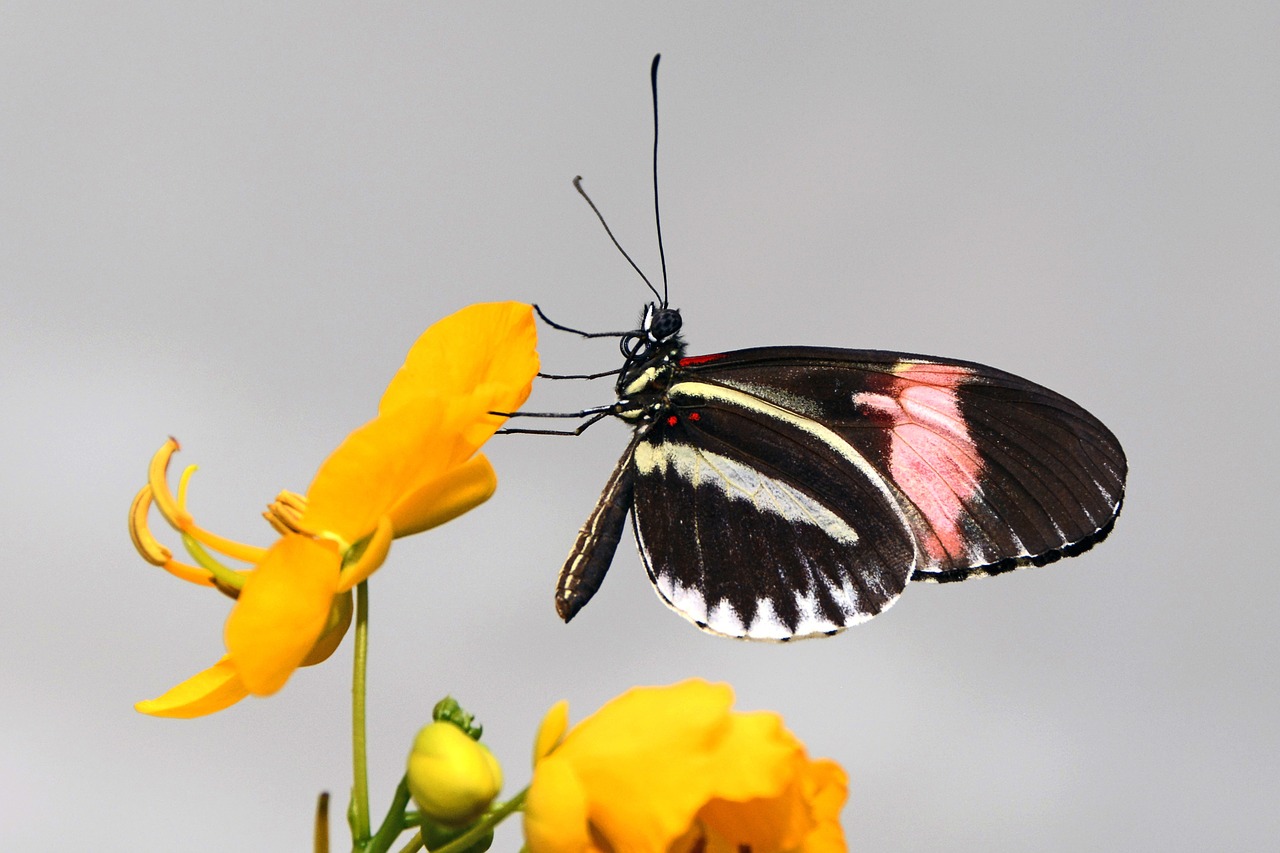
(699, 788, 809, 853)
(533, 699, 570, 766)
(552, 680, 741, 849)
(524, 755, 592, 853)
(301, 394, 470, 543)
(667, 825, 707, 853)
(300, 590, 354, 666)
(135, 656, 249, 719)
(560, 679, 734, 760)
(796, 759, 849, 852)
(335, 516, 394, 593)
(702, 710, 800, 801)
(300, 303, 538, 542)
(379, 301, 539, 418)
(698, 746, 849, 852)
(224, 535, 341, 695)
(386, 453, 497, 538)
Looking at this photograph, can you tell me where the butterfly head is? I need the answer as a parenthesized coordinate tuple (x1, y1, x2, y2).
(613, 302, 686, 404)
(619, 302, 682, 362)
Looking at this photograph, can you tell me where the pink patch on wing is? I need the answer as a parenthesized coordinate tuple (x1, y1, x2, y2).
(855, 363, 981, 564)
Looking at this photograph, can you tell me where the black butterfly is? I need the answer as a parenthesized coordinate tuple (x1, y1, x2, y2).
(504, 56, 1126, 640)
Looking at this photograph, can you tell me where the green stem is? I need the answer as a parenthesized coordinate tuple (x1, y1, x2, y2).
(432, 788, 528, 853)
(392, 831, 423, 853)
(364, 776, 412, 853)
(352, 581, 372, 845)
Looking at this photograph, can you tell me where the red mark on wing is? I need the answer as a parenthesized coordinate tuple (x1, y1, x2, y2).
(667, 415, 679, 426)
(854, 364, 981, 564)
(689, 412, 701, 421)
(680, 353, 727, 367)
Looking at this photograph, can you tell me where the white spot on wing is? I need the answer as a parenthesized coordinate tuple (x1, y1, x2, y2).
(747, 598, 787, 640)
(654, 572, 709, 625)
(706, 599, 746, 637)
(746, 593, 843, 640)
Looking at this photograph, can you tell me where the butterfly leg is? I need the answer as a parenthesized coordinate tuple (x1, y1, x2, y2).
(534, 304, 631, 339)
(495, 411, 613, 436)
(493, 405, 616, 436)
(537, 368, 623, 380)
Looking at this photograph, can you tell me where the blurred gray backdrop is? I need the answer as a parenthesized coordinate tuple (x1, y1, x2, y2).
(3, 3, 1276, 850)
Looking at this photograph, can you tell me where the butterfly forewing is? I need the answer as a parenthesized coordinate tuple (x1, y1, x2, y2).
(675, 348, 1126, 584)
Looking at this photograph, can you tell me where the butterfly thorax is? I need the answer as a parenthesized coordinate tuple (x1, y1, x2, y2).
(614, 304, 686, 424)
(615, 340, 686, 423)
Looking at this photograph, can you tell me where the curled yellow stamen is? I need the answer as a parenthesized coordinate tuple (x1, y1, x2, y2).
(166, 562, 219, 587)
(128, 485, 215, 587)
(130, 485, 171, 567)
(147, 437, 187, 527)
(175, 469, 267, 564)
(144, 438, 269, 565)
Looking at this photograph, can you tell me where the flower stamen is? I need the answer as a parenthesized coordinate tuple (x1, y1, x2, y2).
(147, 437, 187, 525)
(130, 485, 172, 567)
(180, 533, 248, 595)
(129, 485, 216, 587)
(145, 438, 268, 564)
(264, 490, 308, 536)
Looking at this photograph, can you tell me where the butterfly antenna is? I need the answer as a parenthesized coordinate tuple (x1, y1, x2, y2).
(573, 175, 663, 305)
(650, 54, 669, 307)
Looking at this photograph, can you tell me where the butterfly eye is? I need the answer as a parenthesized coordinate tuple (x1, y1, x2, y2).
(649, 308, 682, 341)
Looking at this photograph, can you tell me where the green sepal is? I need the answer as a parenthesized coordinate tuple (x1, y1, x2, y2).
(432, 696, 484, 740)
(420, 816, 494, 853)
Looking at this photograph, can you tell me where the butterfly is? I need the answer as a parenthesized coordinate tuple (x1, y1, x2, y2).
(503, 56, 1127, 640)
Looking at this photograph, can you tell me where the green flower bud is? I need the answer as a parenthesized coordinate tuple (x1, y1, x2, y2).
(433, 696, 483, 739)
(407, 721, 503, 828)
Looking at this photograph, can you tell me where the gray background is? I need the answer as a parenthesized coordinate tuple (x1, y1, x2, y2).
(3, 3, 1276, 850)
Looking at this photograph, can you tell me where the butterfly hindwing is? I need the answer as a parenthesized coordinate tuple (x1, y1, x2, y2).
(629, 376, 924, 639)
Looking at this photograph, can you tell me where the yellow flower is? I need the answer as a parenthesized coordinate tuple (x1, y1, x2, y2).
(523, 680, 848, 853)
(128, 302, 538, 718)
